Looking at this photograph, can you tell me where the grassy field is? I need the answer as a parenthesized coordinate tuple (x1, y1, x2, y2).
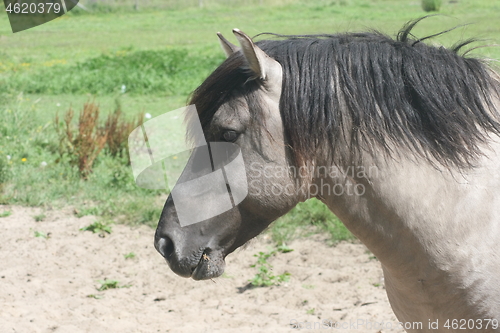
(1, 0, 499, 244)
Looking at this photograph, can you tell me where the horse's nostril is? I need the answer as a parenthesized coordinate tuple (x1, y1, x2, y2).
(156, 236, 174, 259)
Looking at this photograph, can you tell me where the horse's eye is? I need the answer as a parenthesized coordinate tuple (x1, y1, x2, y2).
(222, 130, 239, 142)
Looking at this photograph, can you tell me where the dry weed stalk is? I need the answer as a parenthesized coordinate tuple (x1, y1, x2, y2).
(56, 102, 108, 179)
(56, 101, 144, 178)
(105, 107, 144, 159)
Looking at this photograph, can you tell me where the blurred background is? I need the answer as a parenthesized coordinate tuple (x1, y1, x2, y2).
(0, 0, 498, 244)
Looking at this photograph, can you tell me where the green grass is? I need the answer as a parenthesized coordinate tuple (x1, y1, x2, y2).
(0, 93, 171, 226)
(0, 210, 11, 217)
(1, 1, 499, 65)
(421, 0, 442, 12)
(306, 308, 315, 315)
(2, 47, 224, 95)
(1, 0, 500, 243)
(269, 199, 355, 245)
(96, 278, 130, 291)
(34, 213, 46, 221)
(124, 252, 136, 259)
(249, 246, 292, 287)
(80, 220, 114, 234)
(34, 230, 48, 239)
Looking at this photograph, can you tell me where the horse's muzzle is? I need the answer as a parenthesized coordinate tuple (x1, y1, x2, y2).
(154, 232, 226, 280)
(154, 233, 196, 278)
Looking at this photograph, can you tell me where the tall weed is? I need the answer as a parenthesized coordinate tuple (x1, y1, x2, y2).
(105, 105, 143, 159)
(55, 102, 108, 178)
(56, 101, 144, 178)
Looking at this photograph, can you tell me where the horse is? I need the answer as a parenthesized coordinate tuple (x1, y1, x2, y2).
(154, 18, 500, 332)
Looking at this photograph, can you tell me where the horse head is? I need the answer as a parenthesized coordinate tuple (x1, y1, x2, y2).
(154, 30, 306, 280)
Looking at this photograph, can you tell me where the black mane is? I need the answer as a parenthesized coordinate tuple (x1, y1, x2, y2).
(190, 18, 500, 169)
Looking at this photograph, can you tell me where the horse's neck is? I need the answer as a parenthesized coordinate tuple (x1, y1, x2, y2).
(318, 144, 500, 323)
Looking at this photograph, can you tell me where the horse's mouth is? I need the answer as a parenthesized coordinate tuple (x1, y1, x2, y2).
(191, 249, 226, 280)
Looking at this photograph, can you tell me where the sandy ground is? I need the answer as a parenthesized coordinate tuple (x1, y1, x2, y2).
(0, 205, 405, 333)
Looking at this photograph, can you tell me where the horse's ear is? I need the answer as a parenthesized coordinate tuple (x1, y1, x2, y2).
(232, 28, 280, 81)
(217, 32, 239, 58)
